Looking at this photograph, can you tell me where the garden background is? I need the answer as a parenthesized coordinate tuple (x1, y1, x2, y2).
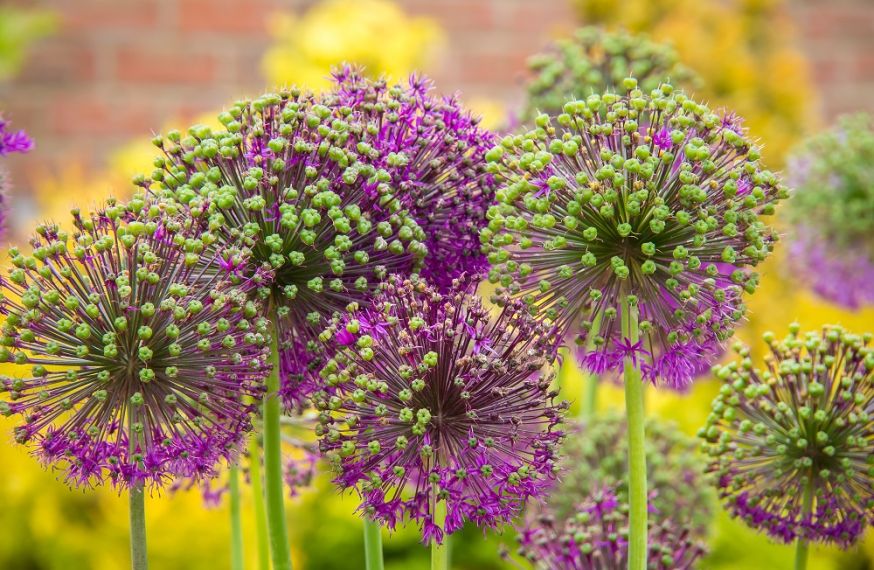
(0, 0, 873, 568)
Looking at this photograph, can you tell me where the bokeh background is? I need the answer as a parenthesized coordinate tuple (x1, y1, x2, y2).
(1, 0, 873, 568)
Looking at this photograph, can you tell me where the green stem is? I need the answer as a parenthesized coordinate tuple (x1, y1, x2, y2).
(794, 478, 815, 570)
(249, 433, 271, 570)
(229, 463, 244, 570)
(622, 296, 647, 570)
(431, 500, 449, 570)
(580, 312, 603, 419)
(264, 314, 293, 570)
(363, 517, 385, 570)
(129, 483, 148, 570)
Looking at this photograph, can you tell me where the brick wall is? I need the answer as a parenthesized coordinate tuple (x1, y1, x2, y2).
(1, 0, 872, 201)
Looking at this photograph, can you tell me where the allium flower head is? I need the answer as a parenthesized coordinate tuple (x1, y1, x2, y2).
(523, 27, 698, 122)
(0, 201, 270, 489)
(700, 324, 874, 546)
(482, 81, 787, 389)
(0, 114, 34, 156)
(785, 114, 874, 308)
(142, 68, 496, 407)
(509, 415, 710, 569)
(314, 276, 565, 542)
(332, 66, 497, 291)
(512, 487, 706, 570)
(549, 415, 712, 534)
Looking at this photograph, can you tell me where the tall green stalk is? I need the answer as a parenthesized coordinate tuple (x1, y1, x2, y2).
(794, 478, 815, 570)
(580, 312, 603, 419)
(622, 296, 647, 570)
(430, 499, 449, 570)
(249, 433, 271, 570)
(264, 313, 292, 570)
(229, 463, 244, 570)
(129, 482, 148, 570)
(128, 413, 148, 570)
(363, 517, 385, 570)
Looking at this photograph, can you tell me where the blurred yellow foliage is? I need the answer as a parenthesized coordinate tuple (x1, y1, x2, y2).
(262, 0, 444, 90)
(573, 0, 815, 164)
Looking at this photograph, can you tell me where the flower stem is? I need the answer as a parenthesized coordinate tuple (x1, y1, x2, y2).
(363, 517, 385, 570)
(794, 478, 815, 570)
(249, 433, 271, 570)
(129, 482, 148, 570)
(580, 312, 603, 419)
(622, 296, 647, 570)
(431, 500, 449, 570)
(264, 315, 292, 570)
(229, 463, 244, 570)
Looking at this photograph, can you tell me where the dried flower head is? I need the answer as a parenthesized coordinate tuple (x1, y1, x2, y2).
(483, 81, 786, 389)
(314, 276, 565, 543)
(785, 114, 874, 308)
(524, 27, 698, 121)
(511, 487, 706, 570)
(0, 202, 270, 489)
(700, 324, 874, 547)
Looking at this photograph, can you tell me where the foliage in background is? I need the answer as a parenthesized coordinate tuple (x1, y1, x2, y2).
(573, 0, 813, 164)
(262, 0, 443, 90)
(0, 7, 56, 81)
(2, 0, 874, 569)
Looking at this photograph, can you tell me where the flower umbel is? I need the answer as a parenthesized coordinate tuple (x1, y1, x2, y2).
(523, 27, 698, 121)
(483, 80, 787, 389)
(784, 114, 874, 308)
(314, 276, 565, 542)
(511, 487, 706, 570)
(332, 66, 498, 291)
(700, 324, 874, 547)
(0, 203, 270, 489)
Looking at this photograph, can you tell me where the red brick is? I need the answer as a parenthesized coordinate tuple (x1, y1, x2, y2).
(115, 46, 217, 84)
(64, 0, 159, 31)
(178, 0, 274, 34)
(17, 42, 97, 83)
(855, 54, 874, 80)
(49, 96, 154, 136)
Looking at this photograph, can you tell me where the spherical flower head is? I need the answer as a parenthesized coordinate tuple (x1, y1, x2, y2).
(700, 324, 874, 547)
(483, 81, 787, 389)
(785, 114, 874, 308)
(314, 276, 565, 543)
(140, 86, 430, 407)
(0, 202, 270, 489)
(549, 415, 712, 536)
(523, 27, 699, 122)
(0, 115, 34, 156)
(331, 66, 498, 291)
(513, 487, 706, 570)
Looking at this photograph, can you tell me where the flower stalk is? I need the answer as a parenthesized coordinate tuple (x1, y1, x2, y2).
(363, 517, 385, 570)
(229, 463, 244, 570)
(249, 434, 270, 570)
(264, 313, 292, 570)
(622, 295, 647, 570)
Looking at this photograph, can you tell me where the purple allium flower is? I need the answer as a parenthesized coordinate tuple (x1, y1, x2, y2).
(700, 324, 874, 547)
(285, 448, 318, 498)
(331, 66, 497, 291)
(0, 115, 34, 156)
(483, 81, 787, 390)
(140, 90, 428, 408)
(547, 416, 713, 536)
(510, 487, 706, 570)
(313, 276, 565, 543)
(523, 27, 699, 122)
(0, 201, 270, 489)
(784, 114, 874, 309)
